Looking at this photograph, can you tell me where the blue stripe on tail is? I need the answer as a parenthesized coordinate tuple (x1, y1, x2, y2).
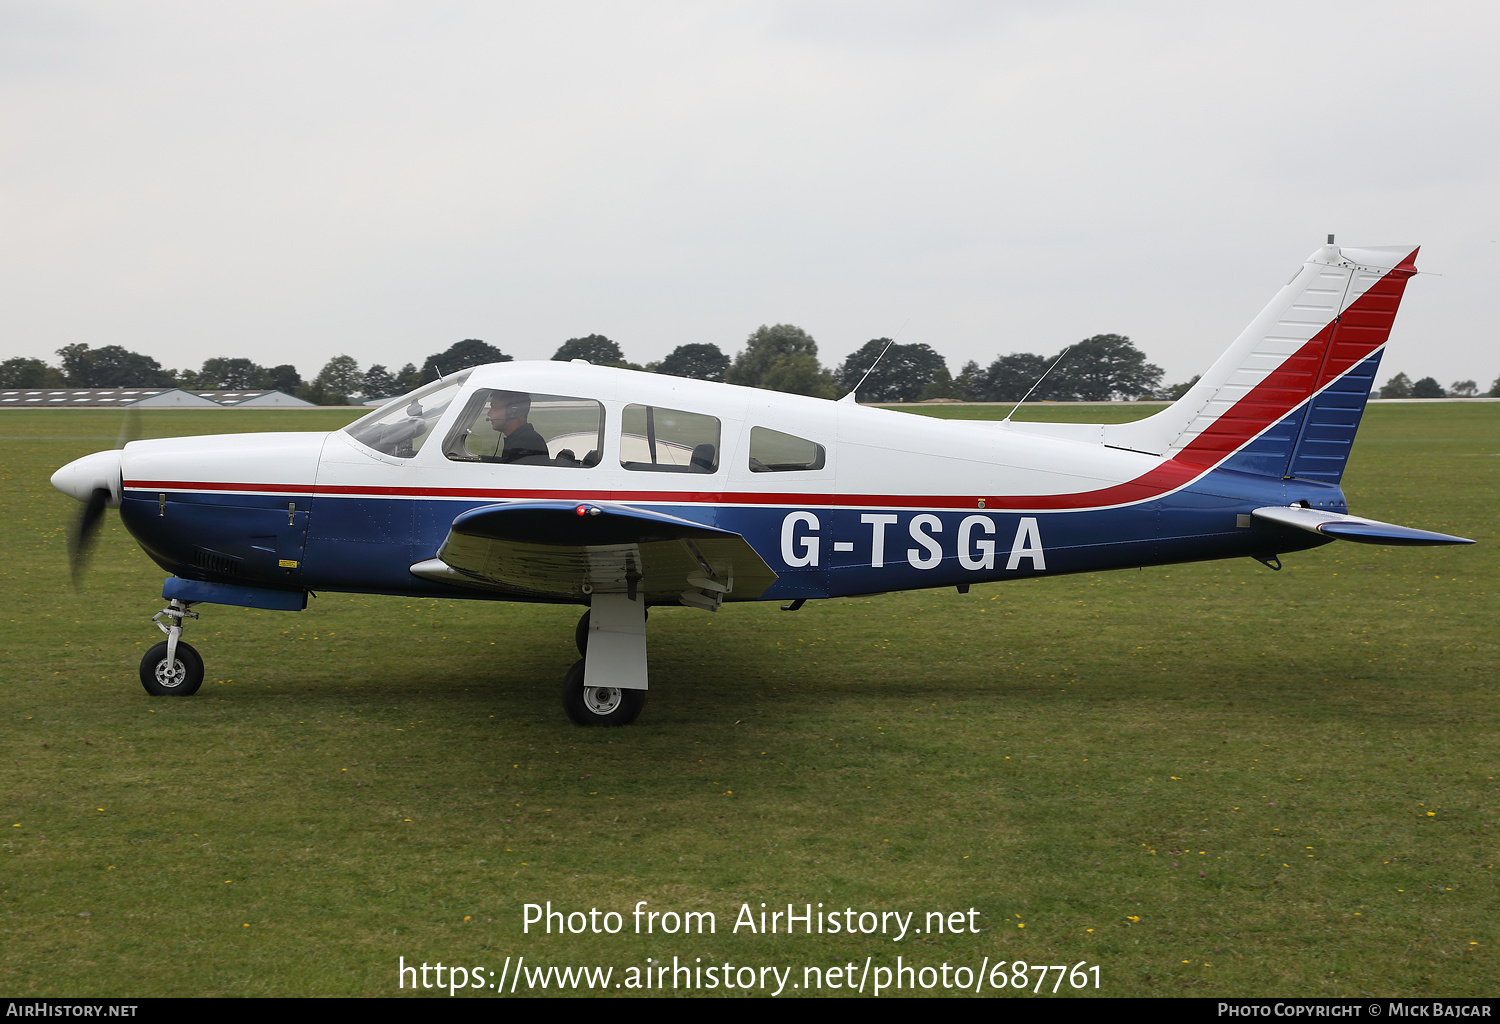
(1218, 350, 1385, 482)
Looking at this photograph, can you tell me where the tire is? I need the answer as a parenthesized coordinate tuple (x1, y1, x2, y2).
(574, 610, 590, 656)
(574, 606, 647, 656)
(139, 640, 204, 696)
(561, 658, 644, 726)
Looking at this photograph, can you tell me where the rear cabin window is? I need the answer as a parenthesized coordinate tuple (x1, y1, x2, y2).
(748, 426, 826, 472)
(444, 390, 604, 467)
(620, 405, 720, 473)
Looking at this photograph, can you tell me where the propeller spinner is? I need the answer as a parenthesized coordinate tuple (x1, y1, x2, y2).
(52, 447, 124, 585)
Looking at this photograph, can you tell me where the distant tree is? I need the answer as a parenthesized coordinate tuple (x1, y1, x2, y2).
(919, 365, 958, 401)
(953, 360, 982, 401)
(553, 334, 624, 365)
(0, 357, 66, 387)
(760, 353, 837, 399)
(307, 355, 363, 405)
(727, 324, 822, 390)
(1411, 376, 1445, 398)
(1379, 372, 1413, 399)
(198, 357, 271, 390)
(395, 363, 423, 393)
(655, 343, 730, 383)
(362, 364, 399, 399)
(1047, 334, 1163, 401)
(972, 352, 1049, 402)
(56, 344, 174, 387)
(295, 380, 327, 406)
(1159, 374, 1201, 401)
(267, 364, 303, 393)
(419, 339, 508, 384)
(1490, 375, 1500, 398)
(56, 344, 93, 385)
(1449, 379, 1478, 398)
(834, 340, 948, 403)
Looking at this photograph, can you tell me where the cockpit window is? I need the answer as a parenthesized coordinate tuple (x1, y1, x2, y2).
(621, 405, 719, 473)
(344, 372, 471, 458)
(444, 390, 604, 467)
(748, 426, 826, 472)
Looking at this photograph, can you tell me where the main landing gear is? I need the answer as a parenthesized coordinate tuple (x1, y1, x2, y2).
(140, 598, 204, 696)
(133, 593, 655, 723)
(563, 596, 648, 726)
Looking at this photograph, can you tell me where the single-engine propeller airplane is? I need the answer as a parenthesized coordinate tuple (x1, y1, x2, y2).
(53, 240, 1472, 724)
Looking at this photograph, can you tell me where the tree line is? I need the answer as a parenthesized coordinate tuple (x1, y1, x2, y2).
(4, 333, 1496, 405)
(1375, 373, 1492, 399)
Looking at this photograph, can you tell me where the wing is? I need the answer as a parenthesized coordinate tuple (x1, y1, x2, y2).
(409, 500, 779, 608)
(1252, 506, 1474, 546)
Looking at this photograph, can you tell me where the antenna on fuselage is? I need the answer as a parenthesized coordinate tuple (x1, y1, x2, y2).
(841, 319, 910, 403)
(1001, 345, 1072, 423)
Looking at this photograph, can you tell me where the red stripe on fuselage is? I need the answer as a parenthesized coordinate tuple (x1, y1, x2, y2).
(124, 457, 1199, 512)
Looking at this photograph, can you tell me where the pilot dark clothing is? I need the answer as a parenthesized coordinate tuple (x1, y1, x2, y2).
(499, 422, 550, 464)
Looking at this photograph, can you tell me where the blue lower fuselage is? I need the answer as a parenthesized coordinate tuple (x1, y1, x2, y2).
(119, 466, 1342, 606)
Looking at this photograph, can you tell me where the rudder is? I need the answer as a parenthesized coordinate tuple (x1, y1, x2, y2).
(1104, 242, 1419, 483)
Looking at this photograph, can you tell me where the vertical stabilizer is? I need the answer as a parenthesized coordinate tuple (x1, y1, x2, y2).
(1104, 244, 1418, 482)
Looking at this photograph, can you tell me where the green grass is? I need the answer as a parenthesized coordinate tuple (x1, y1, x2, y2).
(1, 405, 1495, 997)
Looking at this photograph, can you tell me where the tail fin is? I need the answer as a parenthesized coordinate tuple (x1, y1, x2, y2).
(1105, 243, 1419, 483)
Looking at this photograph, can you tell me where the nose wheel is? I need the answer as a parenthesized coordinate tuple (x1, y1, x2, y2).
(141, 598, 204, 696)
(140, 640, 204, 695)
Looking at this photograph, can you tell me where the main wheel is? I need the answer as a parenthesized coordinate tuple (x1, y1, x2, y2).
(139, 640, 204, 696)
(561, 658, 644, 726)
(574, 610, 590, 656)
(574, 606, 647, 656)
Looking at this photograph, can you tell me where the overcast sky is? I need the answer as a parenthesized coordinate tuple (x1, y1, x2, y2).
(3, 1, 1497, 388)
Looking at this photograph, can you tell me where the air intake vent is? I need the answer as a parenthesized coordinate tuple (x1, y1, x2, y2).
(192, 547, 242, 577)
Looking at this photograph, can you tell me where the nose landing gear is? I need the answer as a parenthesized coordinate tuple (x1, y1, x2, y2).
(140, 599, 204, 696)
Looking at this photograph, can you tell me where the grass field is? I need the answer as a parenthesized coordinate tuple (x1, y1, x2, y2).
(1, 403, 1495, 997)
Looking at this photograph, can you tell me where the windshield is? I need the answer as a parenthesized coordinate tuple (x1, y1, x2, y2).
(344, 371, 473, 457)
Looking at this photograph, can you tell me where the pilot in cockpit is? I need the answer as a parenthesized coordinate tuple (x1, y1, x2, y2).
(484, 390, 550, 464)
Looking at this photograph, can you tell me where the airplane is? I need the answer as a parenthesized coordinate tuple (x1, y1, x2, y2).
(52, 239, 1473, 725)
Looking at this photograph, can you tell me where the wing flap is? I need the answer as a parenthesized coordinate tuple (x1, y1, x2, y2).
(1252, 506, 1474, 546)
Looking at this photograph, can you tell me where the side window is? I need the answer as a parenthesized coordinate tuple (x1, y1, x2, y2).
(748, 426, 826, 472)
(621, 405, 720, 473)
(344, 373, 471, 458)
(444, 390, 604, 467)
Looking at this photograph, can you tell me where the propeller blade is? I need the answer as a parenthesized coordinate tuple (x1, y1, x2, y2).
(115, 407, 141, 449)
(68, 487, 111, 587)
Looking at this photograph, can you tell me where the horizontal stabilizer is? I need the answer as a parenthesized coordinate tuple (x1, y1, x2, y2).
(1252, 506, 1474, 546)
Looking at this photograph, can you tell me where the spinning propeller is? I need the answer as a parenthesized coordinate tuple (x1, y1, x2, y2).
(53, 410, 139, 586)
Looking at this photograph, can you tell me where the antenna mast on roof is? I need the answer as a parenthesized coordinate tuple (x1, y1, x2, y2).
(1002, 346, 1072, 423)
(843, 319, 910, 403)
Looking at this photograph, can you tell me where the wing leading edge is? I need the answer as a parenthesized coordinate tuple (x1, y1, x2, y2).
(1252, 506, 1474, 546)
(410, 500, 779, 608)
